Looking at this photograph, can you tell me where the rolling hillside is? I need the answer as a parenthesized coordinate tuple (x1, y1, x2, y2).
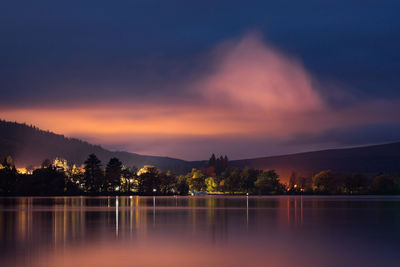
(2, 120, 400, 179)
(0, 120, 201, 173)
(231, 142, 400, 179)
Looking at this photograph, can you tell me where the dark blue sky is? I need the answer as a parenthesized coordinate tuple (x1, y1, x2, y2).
(1, 0, 400, 159)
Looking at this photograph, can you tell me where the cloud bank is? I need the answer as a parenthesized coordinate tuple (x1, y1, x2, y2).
(2, 33, 400, 160)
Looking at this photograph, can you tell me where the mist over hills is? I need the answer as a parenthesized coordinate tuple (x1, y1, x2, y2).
(0, 120, 201, 173)
(1, 120, 400, 179)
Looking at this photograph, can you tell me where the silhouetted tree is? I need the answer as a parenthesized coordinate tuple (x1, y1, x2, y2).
(343, 173, 368, 194)
(41, 159, 51, 169)
(121, 166, 137, 193)
(254, 170, 282, 195)
(216, 156, 224, 175)
(176, 176, 189, 195)
(224, 156, 229, 170)
(17, 164, 65, 195)
(83, 154, 104, 193)
(137, 166, 160, 195)
(225, 168, 243, 193)
(312, 170, 343, 194)
(208, 154, 216, 168)
(159, 171, 177, 195)
(0, 156, 17, 195)
(369, 173, 399, 194)
(64, 179, 82, 195)
(208, 154, 229, 176)
(241, 166, 259, 194)
(105, 157, 122, 193)
(288, 172, 298, 192)
(297, 176, 313, 193)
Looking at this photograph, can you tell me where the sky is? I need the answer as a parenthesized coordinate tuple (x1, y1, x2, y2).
(1, 0, 400, 160)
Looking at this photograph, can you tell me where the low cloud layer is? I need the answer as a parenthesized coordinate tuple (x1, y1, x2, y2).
(2, 33, 400, 160)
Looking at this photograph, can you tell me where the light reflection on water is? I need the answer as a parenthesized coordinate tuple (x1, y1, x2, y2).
(0, 196, 399, 266)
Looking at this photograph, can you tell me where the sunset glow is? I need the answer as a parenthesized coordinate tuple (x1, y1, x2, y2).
(2, 33, 400, 159)
(1, 2, 400, 267)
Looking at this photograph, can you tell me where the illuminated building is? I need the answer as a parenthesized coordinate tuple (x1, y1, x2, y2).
(53, 157, 69, 172)
(70, 164, 84, 174)
(17, 168, 28, 174)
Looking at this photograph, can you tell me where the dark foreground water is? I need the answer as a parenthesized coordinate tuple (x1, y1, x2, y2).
(0, 196, 399, 267)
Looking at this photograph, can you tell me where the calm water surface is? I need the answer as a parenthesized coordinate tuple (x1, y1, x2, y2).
(0, 196, 399, 267)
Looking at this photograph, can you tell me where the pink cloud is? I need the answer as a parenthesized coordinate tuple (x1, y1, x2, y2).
(2, 32, 400, 159)
(198, 33, 323, 113)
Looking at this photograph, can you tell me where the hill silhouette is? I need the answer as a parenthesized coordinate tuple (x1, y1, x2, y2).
(230, 142, 400, 180)
(0, 120, 200, 173)
(2, 120, 400, 179)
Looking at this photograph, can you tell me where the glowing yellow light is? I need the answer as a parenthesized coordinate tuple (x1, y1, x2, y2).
(17, 168, 27, 174)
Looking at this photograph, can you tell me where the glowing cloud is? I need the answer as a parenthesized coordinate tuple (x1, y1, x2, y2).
(2, 32, 400, 159)
(199, 33, 323, 113)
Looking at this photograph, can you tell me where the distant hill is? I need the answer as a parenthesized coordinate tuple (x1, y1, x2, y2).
(2, 120, 400, 179)
(0, 120, 202, 173)
(230, 142, 400, 180)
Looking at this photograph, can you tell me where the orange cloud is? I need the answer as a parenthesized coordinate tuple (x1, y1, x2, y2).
(0, 105, 250, 136)
(2, 33, 400, 159)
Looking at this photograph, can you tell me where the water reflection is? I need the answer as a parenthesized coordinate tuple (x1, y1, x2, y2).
(0, 196, 399, 266)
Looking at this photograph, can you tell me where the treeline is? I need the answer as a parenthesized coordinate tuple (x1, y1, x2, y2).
(185, 154, 283, 194)
(0, 154, 185, 196)
(288, 170, 400, 195)
(0, 154, 400, 196)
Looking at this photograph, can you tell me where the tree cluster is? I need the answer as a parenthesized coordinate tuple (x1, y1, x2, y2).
(207, 154, 229, 176)
(0, 154, 399, 196)
(287, 170, 400, 195)
(185, 155, 284, 194)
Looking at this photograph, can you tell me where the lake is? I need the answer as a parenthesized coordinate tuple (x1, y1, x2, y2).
(0, 196, 399, 267)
